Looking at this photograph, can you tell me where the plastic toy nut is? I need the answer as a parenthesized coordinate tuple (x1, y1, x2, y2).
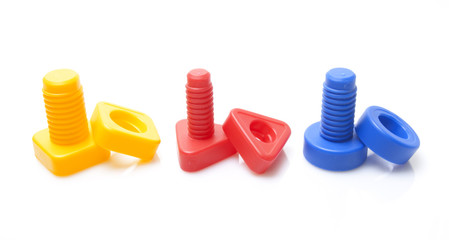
(223, 109, 291, 174)
(303, 68, 367, 171)
(32, 69, 110, 176)
(176, 69, 237, 172)
(355, 106, 420, 164)
(91, 102, 160, 160)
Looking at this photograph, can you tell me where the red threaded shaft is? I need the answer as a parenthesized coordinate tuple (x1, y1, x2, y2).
(186, 69, 214, 140)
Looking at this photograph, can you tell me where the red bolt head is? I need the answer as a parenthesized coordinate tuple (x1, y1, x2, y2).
(176, 119, 237, 172)
(223, 109, 291, 174)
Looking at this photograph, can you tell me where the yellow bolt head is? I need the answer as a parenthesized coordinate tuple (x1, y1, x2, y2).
(32, 125, 111, 176)
(91, 102, 161, 160)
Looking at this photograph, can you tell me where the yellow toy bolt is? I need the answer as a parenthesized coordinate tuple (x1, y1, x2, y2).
(32, 69, 110, 176)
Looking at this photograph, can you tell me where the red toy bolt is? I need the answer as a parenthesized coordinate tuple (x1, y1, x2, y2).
(176, 69, 237, 172)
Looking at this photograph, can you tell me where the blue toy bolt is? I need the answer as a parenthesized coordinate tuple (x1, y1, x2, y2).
(303, 68, 367, 171)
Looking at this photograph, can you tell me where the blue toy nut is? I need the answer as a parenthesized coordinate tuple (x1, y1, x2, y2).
(304, 68, 367, 171)
(355, 106, 420, 165)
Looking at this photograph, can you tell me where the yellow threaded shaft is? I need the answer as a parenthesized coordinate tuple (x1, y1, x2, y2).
(42, 69, 89, 145)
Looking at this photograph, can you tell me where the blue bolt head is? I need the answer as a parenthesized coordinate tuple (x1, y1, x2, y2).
(304, 122, 367, 171)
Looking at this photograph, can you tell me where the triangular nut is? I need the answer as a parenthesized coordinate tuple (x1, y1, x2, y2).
(223, 108, 291, 174)
(91, 102, 160, 160)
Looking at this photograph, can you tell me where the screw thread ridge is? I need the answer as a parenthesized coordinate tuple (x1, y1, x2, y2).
(43, 86, 89, 145)
(186, 83, 214, 140)
(320, 83, 357, 142)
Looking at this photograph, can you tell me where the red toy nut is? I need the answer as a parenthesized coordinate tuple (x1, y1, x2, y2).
(176, 69, 237, 172)
(223, 109, 291, 174)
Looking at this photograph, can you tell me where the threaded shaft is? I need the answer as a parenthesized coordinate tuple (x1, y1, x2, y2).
(320, 68, 357, 142)
(43, 69, 89, 145)
(186, 69, 214, 140)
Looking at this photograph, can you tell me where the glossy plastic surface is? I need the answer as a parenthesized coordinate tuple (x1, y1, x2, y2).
(303, 68, 367, 171)
(32, 69, 110, 176)
(186, 69, 215, 140)
(223, 108, 291, 174)
(176, 120, 236, 172)
(33, 126, 110, 176)
(177, 69, 236, 172)
(355, 106, 420, 164)
(91, 102, 161, 160)
(304, 122, 367, 171)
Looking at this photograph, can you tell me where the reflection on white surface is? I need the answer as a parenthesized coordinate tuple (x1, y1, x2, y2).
(357, 152, 415, 201)
(317, 151, 416, 203)
(363, 152, 415, 174)
(238, 150, 290, 178)
(106, 152, 160, 176)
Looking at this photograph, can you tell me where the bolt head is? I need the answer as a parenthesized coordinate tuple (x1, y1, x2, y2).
(303, 122, 367, 171)
(32, 124, 110, 176)
(176, 119, 237, 172)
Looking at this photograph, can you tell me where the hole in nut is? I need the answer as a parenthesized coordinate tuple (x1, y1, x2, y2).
(250, 120, 276, 143)
(110, 110, 147, 133)
(378, 114, 408, 139)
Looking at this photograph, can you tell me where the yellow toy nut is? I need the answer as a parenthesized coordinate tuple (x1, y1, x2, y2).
(91, 102, 161, 160)
(32, 69, 110, 176)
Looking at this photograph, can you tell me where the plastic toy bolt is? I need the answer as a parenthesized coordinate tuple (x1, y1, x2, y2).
(176, 69, 236, 172)
(303, 68, 367, 171)
(32, 69, 110, 176)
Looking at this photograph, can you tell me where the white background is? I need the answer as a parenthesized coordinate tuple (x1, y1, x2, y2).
(0, 0, 448, 239)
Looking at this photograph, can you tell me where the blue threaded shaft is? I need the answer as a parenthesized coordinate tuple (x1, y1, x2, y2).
(320, 68, 357, 142)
